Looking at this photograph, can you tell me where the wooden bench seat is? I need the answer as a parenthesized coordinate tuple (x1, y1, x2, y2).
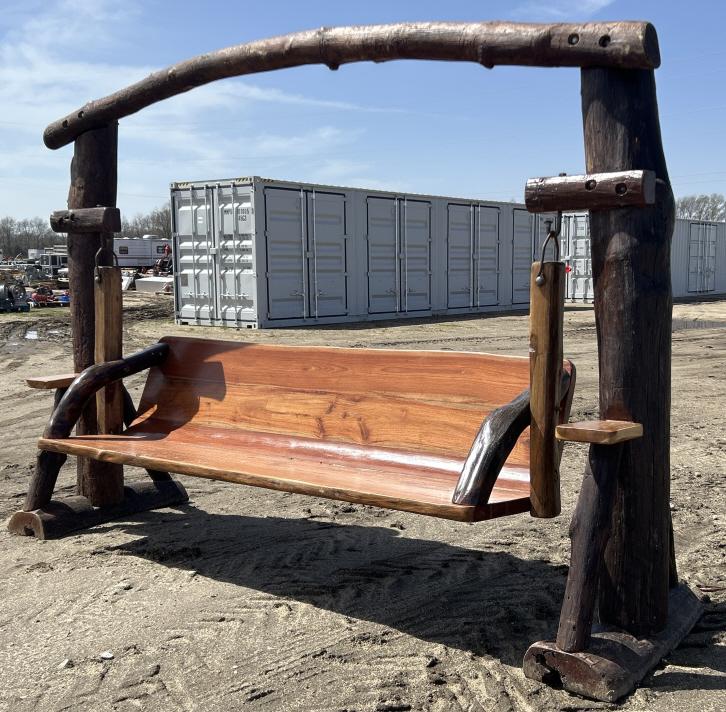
(34, 337, 575, 523)
(39, 424, 531, 521)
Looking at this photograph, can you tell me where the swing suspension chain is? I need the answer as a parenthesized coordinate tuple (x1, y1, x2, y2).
(535, 210, 562, 286)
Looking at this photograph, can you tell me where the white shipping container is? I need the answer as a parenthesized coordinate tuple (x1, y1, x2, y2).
(170, 177, 554, 329)
(558, 213, 726, 302)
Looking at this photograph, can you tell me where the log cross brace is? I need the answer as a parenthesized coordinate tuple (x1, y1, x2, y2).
(50, 207, 121, 234)
(525, 170, 656, 213)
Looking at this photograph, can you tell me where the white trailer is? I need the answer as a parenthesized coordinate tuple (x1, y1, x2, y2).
(114, 236, 172, 268)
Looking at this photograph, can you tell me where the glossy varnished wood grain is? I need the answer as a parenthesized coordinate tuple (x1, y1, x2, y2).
(35, 338, 541, 521)
(39, 425, 530, 522)
(135, 337, 532, 461)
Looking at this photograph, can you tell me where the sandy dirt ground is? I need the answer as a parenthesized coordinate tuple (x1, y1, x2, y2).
(0, 295, 724, 712)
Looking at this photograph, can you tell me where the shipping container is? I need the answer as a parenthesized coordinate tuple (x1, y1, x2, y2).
(559, 213, 726, 302)
(170, 177, 554, 329)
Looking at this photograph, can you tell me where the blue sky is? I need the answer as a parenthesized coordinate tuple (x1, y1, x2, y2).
(1, 0, 724, 220)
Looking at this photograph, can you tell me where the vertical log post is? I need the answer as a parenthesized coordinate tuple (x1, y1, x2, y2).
(556, 443, 623, 651)
(529, 260, 565, 517)
(67, 123, 124, 506)
(581, 68, 675, 634)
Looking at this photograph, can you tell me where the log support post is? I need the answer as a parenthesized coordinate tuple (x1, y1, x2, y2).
(524, 67, 703, 701)
(67, 123, 124, 506)
(556, 443, 623, 652)
(582, 67, 674, 634)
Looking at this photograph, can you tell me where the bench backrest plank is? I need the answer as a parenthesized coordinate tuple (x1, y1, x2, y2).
(135, 337, 531, 461)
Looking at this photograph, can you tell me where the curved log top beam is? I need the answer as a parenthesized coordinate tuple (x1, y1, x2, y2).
(44, 21, 659, 149)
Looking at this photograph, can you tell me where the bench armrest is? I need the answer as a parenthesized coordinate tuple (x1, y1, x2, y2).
(452, 366, 575, 508)
(27, 374, 79, 390)
(43, 343, 169, 440)
(452, 388, 530, 506)
(556, 420, 643, 445)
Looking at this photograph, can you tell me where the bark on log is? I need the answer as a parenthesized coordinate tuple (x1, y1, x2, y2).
(524, 585, 703, 703)
(581, 68, 675, 635)
(529, 261, 565, 518)
(50, 207, 121, 234)
(20, 344, 168, 511)
(8, 480, 189, 540)
(67, 123, 119, 505)
(525, 170, 655, 213)
(557, 443, 623, 652)
(44, 21, 659, 149)
(452, 389, 530, 506)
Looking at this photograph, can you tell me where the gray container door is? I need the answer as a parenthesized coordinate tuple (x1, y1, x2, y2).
(512, 209, 534, 304)
(688, 222, 717, 293)
(307, 191, 347, 318)
(446, 204, 474, 308)
(174, 186, 216, 321)
(400, 199, 431, 311)
(264, 188, 307, 319)
(215, 185, 256, 322)
(561, 213, 592, 301)
(367, 197, 399, 313)
(475, 205, 499, 306)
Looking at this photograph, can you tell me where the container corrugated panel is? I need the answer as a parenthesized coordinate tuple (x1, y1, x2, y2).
(445, 204, 500, 308)
(263, 186, 348, 321)
(716, 222, 726, 294)
(216, 184, 256, 323)
(555, 214, 726, 301)
(172, 185, 216, 323)
(560, 213, 593, 302)
(365, 196, 431, 314)
(686, 222, 719, 294)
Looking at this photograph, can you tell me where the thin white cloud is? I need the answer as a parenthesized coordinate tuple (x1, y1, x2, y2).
(0, 0, 401, 217)
(511, 0, 616, 20)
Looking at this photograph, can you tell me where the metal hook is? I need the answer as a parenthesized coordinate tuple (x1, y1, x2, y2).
(535, 211, 562, 286)
(94, 246, 119, 282)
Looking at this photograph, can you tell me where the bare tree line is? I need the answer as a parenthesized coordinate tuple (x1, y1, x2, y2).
(1, 204, 172, 260)
(2, 195, 721, 261)
(121, 203, 172, 241)
(675, 193, 725, 221)
(0, 216, 61, 259)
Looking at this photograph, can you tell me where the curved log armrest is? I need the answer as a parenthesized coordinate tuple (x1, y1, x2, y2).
(43, 343, 169, 440)
(452, 368, 575, 507)
(452, 389, 530, 506)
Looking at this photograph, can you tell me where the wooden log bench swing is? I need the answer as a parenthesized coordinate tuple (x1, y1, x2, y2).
(8, 20, 703, 702)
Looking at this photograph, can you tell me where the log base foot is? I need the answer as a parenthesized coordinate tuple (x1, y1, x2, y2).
(7, 479, 188, 540)
(523, 584, 704, 702)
